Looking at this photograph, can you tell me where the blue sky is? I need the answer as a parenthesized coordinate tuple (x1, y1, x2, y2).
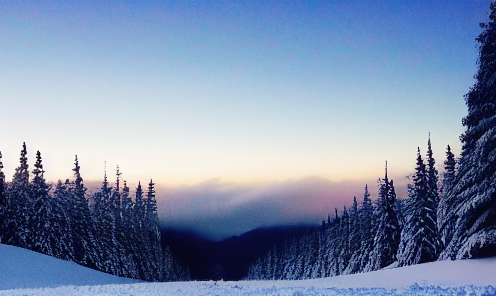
(0, 1, 492, 239)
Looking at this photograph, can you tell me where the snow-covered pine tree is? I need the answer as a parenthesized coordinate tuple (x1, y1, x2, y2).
(397, 148, 437, 266)
(439, 2, 496, 259)
(442, 145, 456, 194)
(30, 150, 54, 256)
(437, 145, 456, 251)
(133, 181, 153, 280)
(365, 162, 400, 271)
(357, 185, 374, 271)
(92, 167, 120, 274)
(337, 206, 350, 274)
(119, 180, 139, 279)
(0, 151, 5, 238)
(49, 180, 74, 261)
(425, 136, 440, 257)
(69, 156, 99, 269)
(13, 142, 29, 184)
(4, 143, 32, 248)
(109, 166, 136, 279)
(146, 179, 165, 281)
(0, 151, 5, 205)
(343, 196, 361, 274)
(426, 135, 440, 210)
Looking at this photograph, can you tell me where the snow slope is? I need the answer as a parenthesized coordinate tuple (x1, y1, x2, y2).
(0, 244, 141, 290)
(0, 243, 495, 295)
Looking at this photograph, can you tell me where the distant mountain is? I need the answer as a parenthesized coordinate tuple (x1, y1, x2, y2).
(161, 224, 319, 280)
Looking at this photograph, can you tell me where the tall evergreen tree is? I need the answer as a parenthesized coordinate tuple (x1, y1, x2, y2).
(70, 156, 98, 268)
(0, 151, 6, 241)
(442, 145, 456, 193)
(6, 143, 32, 248)
(92, 166, 120, 274)
(30, 150, 53, 255)
(365, 162, 400, 271)
(0, 151, 5, 205)
(50, 180, 73, 260)
(440, 2, 496, 259)
(146, 179, 165, 281)
(437, 145, 456, 251)
(13, 142, 29, 184)
(426, 135, 439, 209)
(397, 148, 437, 266)
(357, 184, 374, 270)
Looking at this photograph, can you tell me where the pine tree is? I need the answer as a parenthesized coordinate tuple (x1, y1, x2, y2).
(6, 143, 32, 248)
(50, 180, 73, 260)
(440, 2, 496, 259)
(438, 145, 457, 251)
(133, 181, 152, 280)
(13, 142, 29, 184)
(338, 206, 350, 273)
(30, 150, 53, 256)
(365, 162, 400, 271)
(343, 196, 361, 274)
(0, 151, 5, 205)
(442, 145, 456, 193)
(357, 184, 374, 270)
(119, 180, 139, 279)
(397, 148, 438, 266)
(0, 151, 6, 241)
(426, 135, 440, 210)
(92, 166, 120, 274)
(146, 179, 164, 281)
(69, 156, 99, 268)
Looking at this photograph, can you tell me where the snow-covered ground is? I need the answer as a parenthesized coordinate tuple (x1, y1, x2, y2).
(1, 243, 495, 295)
(0, 244, 141, 290)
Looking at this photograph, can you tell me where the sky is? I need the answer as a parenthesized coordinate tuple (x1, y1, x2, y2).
(0, 0, 493, 240)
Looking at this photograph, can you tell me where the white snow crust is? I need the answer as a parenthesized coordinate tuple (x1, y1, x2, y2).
(1, 243, 495, 295)
(0, 244, 141, 290)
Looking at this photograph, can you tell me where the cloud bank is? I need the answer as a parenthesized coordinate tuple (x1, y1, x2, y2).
(154, 176, 408, 241)
(83, 173, 409, 241)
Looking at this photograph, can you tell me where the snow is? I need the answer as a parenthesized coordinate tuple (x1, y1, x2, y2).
(1, 243, 495, 295)
(0, 244, 141, 290)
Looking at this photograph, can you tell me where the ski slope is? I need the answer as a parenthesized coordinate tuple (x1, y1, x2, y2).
(0, 244, 141, 290)
(0, 243, 495, 295)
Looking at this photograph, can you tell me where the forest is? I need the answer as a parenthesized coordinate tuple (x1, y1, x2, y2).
(0, 148, 189, 282)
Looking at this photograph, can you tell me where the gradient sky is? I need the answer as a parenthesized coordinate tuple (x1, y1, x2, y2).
(0, 1, 492, 239)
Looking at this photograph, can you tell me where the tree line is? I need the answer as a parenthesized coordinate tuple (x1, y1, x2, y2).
(247, 2, 496, 280)
(0, 145, 189, 281)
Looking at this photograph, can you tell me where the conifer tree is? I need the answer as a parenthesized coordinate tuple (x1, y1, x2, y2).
(356, 184, 374, 271)
(397, 148, 437, 266)
(133, 181, 151, 280)
(440, 2, 496, 259)
(50, 180, 73, 260)
(70, 156, 98, 268)
(92, 166, 119, 274)
(442, 145, 456, 193)
(0, 151, 6, 241)
(13, 142, 29, 184)
(6, 143, 32, 248)
(30, 150, 53, 255)
(343, 196, 361, 274)
(426, 135, 439, 209)
(0, 151, 5, 205)
(365, 162, 400, 271)
(338, 206, 350, 273)
(146, 179, 164, 281)
(437, 145, 456, 251)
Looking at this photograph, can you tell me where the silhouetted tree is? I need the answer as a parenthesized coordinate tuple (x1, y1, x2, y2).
(440, 2, 496, 259)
